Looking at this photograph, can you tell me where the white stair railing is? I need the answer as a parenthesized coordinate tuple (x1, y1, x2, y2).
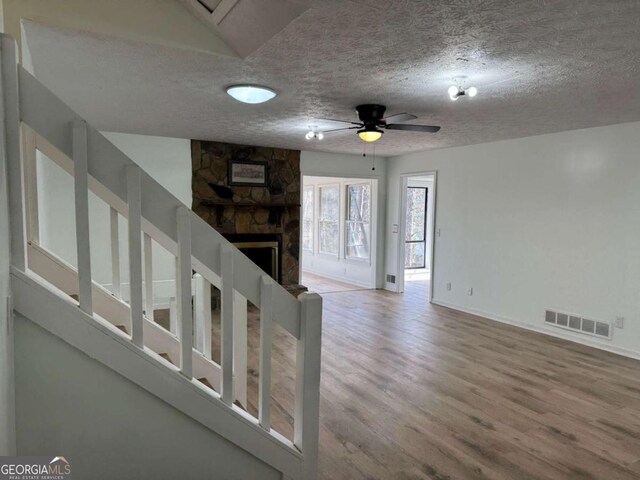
(1, 35, 321, 479)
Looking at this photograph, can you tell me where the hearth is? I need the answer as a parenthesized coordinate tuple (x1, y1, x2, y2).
(224, 233, 282, 283)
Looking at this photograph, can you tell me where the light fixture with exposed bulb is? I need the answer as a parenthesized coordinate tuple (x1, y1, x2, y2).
(448, 85, 460, 100)
(305, 128, 324, 140)
(448, 80, 478, 101)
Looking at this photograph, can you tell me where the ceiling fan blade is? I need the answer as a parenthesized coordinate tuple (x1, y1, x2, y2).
(320, 126, 361, 133)
(316, 117, 361, 126)
(381, 113, 417, 124)
(385, 124, 441, 133)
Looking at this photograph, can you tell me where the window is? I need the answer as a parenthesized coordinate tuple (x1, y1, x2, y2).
(345, 183, 371, 261)
(302, 186, 314, 252)
(404, 187, 427, 268)
(318, 185, 340, 255)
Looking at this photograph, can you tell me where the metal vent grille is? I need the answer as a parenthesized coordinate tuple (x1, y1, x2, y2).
(544, 309, 611, 339)
(386, 274, 396, 284)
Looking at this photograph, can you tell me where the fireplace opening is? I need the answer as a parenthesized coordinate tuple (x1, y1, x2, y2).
(224, 233, 282, 283)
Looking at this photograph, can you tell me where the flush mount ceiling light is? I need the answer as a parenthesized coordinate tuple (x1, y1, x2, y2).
(357, 126, 383, 143)
(448, 77, 478, 101)
(226, 85, 277, 104)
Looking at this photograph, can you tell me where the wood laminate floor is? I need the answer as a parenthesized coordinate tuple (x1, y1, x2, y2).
(174, 278, 640, 479)
(301, 271, 371, 294)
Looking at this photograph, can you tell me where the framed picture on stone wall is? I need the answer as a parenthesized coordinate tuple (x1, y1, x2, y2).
(228, 159, 269, 187)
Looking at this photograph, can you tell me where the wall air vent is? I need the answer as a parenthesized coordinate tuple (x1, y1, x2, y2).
(544, 309, 611, 339)
(386, 274, 396, 284)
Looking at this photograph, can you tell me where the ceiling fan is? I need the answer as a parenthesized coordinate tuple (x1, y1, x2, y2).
(312, 104, 440, 143)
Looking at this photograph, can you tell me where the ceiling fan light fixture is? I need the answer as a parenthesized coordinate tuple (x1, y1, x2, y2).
(467, 86, 478, 97)
(358, 128, 383, 143)
(226, 85, 276, 104)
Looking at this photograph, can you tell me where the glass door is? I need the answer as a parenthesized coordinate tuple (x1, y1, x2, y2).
(404, 187, 428, 269)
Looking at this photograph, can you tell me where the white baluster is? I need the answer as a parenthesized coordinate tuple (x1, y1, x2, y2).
(194, 273, 212, 358)
(169, 297, 178, 335)
(126, 165, 144, 347)
(176, 206, 193, 378)
(144, 233, 153, 318)
(109, 207, 121, 299)
(72, 120, 93, 315)
(294, 292, 323, 480)
(259, 276, 273, 431)
(21, 126, 39, 244)
(220, 244, 234, 405)
(233, 290, 248, 408)
(3, 36, 26, 271)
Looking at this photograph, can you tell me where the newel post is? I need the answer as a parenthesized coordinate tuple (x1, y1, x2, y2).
(294, 292, 323, 480)
(0, 34, 20, 455)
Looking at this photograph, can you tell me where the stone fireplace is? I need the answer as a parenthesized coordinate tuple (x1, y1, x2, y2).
(191, 140, 301, 286)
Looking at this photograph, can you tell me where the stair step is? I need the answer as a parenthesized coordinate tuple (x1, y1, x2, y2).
(159, 352, 173, 364)
(115, 324, 128, 334)
(198, 377, 213, 389)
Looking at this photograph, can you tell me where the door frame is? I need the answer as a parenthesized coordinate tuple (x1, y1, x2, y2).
(404, 186, 428, 270)
(397, 171, 437, 300)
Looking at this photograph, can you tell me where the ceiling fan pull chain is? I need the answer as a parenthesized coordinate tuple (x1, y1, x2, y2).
(372, 144, 376, 171)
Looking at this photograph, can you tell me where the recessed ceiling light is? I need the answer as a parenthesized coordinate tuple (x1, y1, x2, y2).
(226, 85, 276, 104)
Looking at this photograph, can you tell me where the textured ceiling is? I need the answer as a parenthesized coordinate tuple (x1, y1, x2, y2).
(23, 0, 640, 156)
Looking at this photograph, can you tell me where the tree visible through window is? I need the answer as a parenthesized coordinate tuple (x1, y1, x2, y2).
(302, 187, 314, 252)
(346, 183, 371, 260)
(405, 187, 427, 269)
(319, 185, 339, 255)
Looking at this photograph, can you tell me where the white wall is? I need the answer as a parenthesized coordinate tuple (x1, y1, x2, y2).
(37, 132, 191, 302)
(386, 121, 640, 358)
(301, 151, 388, 288)
(3, 0, 235, 58)
(14, 314, 280, 480)
(302, 175, 377, 288)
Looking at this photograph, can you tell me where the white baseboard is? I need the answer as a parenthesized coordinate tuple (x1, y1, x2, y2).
(302, 270, 373, 289)
(384, 282, 399, 293)
(431, 298, 640, 361)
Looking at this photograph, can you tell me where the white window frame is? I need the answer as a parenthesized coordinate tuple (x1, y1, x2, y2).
(318, 184, 340, 257)
(302, 185, 315, 253)
(344, 182, 372, 263)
